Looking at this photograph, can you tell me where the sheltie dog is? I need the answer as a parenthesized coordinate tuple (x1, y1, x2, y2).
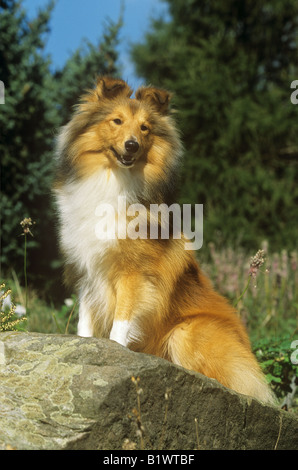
(54, 76, 275, 404)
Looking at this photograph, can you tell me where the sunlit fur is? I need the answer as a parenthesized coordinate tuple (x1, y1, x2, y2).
(54, 77, 275, 404)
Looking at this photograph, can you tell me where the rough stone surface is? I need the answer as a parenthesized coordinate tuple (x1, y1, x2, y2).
(0, 332, 297, 450)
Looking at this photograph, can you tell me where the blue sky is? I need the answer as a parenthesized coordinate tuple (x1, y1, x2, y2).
(22, 0, 170, 89)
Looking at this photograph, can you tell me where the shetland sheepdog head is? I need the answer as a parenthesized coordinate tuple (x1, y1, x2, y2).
(55, 77, 183, 204)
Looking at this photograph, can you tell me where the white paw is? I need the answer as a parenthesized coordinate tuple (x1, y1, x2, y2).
(109, 320, 131, 347)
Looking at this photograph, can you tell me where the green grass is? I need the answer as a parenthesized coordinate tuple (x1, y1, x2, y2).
(1, 271, 78, 335)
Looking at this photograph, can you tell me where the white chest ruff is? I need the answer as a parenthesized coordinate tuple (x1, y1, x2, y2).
(55, 169, 141, 276)
(55, 168, 155, 344)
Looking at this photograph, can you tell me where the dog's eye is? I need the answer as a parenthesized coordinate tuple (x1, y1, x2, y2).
(113, 118, 122, 125)
(141, 124, 149, 132)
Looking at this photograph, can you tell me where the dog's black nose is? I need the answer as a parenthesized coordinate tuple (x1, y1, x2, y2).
(125, 140, 139, 154)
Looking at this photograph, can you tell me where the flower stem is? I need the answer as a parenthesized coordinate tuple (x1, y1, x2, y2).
(233, 276, 252, 308)
(24, 233, 28, 314)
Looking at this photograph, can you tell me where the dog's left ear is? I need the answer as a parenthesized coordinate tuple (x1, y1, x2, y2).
(135, 86, 172, 115)
(96, 76, 133, 100)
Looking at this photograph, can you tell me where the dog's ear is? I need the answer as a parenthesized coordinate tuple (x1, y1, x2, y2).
(96, 76, 133, 100)
(135, 86, 172, 115)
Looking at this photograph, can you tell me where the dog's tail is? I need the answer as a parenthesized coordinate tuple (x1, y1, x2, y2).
(164, 317, 276, 405)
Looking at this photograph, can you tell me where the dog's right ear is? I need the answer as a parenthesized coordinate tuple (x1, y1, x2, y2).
(96, 76, 133, 100)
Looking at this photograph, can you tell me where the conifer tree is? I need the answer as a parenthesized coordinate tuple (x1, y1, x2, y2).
(131, 0, 298, 250)
(0, 0, 57, 279)
(0, 0, 122, 295)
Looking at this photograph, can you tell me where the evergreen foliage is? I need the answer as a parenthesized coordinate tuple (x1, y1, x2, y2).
(1, 0, 298, 300)
(0, 0, 122, 296)
(131, 0, 298, 250)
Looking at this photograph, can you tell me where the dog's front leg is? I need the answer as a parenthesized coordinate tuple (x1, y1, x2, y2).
(109, 319, 131, 347)
(109, 274, 142, 347)
(77, 294, 94, 337)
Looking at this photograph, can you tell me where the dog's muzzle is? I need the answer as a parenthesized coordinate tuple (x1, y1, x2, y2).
(111, 140, 140, 167)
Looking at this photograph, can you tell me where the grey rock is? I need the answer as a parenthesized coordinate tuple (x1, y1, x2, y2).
(0, 332, 297, 450)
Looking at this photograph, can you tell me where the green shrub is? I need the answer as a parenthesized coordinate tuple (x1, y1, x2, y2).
(131, 0, 298, 251)
(0, 283, 27, 332)
(0, 1, 122, 299)
(253, 335, 298, 408)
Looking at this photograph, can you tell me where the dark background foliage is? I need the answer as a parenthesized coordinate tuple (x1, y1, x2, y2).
(132, 0, 298, 251)
(0, 0, 298, 302)
(0, 0, 122, 299)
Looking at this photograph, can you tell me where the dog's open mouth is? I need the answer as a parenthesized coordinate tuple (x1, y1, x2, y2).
(111, 147, 136, 167)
